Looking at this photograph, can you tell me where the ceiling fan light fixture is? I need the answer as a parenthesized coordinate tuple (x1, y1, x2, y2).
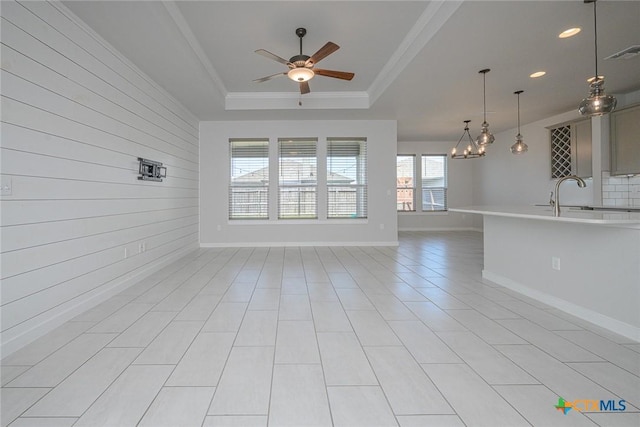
(287, 67, 315, 82)
(579, 0, 616, 116)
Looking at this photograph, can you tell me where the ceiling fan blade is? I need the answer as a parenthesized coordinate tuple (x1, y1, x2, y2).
(313, 69, 355, 81)
(300, 81, 310, 94)
(253, 72, 287, 83)
(306, 42, 339, 66)
(255, 49, 292, 67)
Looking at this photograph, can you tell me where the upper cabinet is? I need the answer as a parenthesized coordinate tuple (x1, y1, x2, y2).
(610, 104, 640, 176)
(549, 119, 592, 179)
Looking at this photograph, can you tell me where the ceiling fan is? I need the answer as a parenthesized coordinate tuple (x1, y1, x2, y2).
(254, 27, 355, 95)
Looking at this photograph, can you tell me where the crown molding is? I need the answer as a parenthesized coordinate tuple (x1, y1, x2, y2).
(225, 91, 370, 110)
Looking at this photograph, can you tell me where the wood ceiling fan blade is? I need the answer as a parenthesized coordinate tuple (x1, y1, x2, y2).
(313, 69, 355, 81)
(300, 81, 310, 94)
(306, 42, 339, 66)
(253, 72, 288, 83)
(255, 49, 293, 67)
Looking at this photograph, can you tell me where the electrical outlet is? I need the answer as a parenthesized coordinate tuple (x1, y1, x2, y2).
(124, 247, 128, 259)
(138, 243, 143, 253)
(552, 257, 561, 271)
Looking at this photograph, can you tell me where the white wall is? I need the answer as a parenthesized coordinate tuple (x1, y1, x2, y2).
(397, 141, 475, 230)
(0, 0, 200, 355)
(200, 120, 398, 246)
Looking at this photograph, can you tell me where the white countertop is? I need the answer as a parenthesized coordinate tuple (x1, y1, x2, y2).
(450, 205, 640, 226)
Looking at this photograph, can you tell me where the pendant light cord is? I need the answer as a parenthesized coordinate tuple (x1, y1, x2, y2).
(517, 93, 521, 133)
(483, 72, 487, 123)
(593, 0, 598, 81)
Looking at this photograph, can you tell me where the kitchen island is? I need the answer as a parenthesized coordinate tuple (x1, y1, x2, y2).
(451, 206, 640, 341)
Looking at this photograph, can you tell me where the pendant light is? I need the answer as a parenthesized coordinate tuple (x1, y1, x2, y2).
(578, 0, 616, 116)
(511, 90, 528, 155)
(451, 120, 486, 159)
(476, 69, 495, 146)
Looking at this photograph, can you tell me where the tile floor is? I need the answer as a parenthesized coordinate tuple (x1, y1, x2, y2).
(1, 231, 639, 427)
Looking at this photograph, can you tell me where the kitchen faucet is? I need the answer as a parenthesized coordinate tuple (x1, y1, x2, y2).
(553, 175, 586, 217)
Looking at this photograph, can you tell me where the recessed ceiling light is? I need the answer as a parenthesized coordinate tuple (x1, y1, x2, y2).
(559, 27, 581, 38)
(530, 71, 546, 78)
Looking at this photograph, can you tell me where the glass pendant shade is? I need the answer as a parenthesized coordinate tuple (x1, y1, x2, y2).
(578, 78, 617, 116)
(476, 69, 494, 146)
(578, 0, 616, 116)
(510, 90, 528, 155)
(451, 120, 485, 159)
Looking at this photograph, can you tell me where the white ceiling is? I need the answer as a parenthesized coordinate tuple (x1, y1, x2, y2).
(64, 0, 640, 141)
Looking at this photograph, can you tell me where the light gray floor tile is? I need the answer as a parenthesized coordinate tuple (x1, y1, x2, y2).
(175, 293, 222, 320)
(497, 344, 630, 401)
(498, 319, 602, 362)
(1, 388, 49, 427)
(386, 283, 429, 302)
(133, 321, 202, 365)
(389, 321, 463, 364)
(625, 343, 640, 354)
(454, 293, 520, 319)
(222, 283, 256, 303)
(346, 310, 402, 346)
(268, 364, 332, 427)
(71, 295, 134, 322)
(568, 362, 640, 407)
(203, 415, 268, 426)
(556, 330, 640, 375)
(279, 294, 312, 320)
(88, 303, 154, 333)
(498, 299, 583, 330)
(327, 386, 398, 427)
(493, 385, 599, 427)
(138, 386, 215, 427)
(166, 332, 235, 386)
(307, 283, 339, 302)
(329, 272, 359, 288)
(317, 332, 377, 386)
(234, 311, 278, 346)
(436, 331, 538, 384)
(275, 321, 320, 364)
(422, 363, 530, 426)
(73, 365, 173, 427)
(248, 289, 280, 310)
(1, 366, 29, 386)
(367, 294, 417, 321)
(396, 415, 465, 427)
(1, 321, 94, 366)
(404, 302, 467, 332)
(586, 412, 640, 427)
(7, 417, 77, 427)
(415, 288, 471, 309)
(202, 302, 247, 332)
(107, 311, 176, 348)
(445, 309, 525, 344)
(7, 333, 116, 387)
(365, 346, 453, 415)
(209, 346, 274, 415)
(280, 278, 307, 295)
(336, 289, 375, 310)
(152, 288, 199, 312)
(311, 300, 352, 332)
(24, 347, 141, 416)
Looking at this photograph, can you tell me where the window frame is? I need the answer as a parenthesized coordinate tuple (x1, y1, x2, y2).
(396, 155, 416, 212)
(229, 138, 270, 220)
(327, 138, 368, 219)
(421, 154, 448, 212)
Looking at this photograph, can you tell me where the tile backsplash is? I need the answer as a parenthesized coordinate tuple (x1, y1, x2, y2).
(601, 172, 640, 207)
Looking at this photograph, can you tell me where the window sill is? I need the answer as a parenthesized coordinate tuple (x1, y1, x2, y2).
(228, 219, 369, 226)
(398, 211, 449, 216)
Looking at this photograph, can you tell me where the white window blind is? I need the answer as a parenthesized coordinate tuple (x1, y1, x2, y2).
(278, 138, 317, 219)
(421, 155, 447, 211)
(327, 138, 367, 219)
(397, 155, 415, 211)
(229, 139, 269, 219)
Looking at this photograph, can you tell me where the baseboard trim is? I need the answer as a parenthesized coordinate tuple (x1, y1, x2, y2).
(200, 241, 399, 248)
(1, 243, 199, 358)
(482, 270, 640, 342)
(398, 227, 483, 232)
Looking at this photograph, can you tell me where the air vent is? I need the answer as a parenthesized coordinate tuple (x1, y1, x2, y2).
(604, 45, 640, 60)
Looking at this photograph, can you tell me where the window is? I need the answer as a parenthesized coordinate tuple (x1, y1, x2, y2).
(229, 139, 269, 219)
(327, 138, 367, 218)
(421, 155, 447, 211)
(278, 138, 317, 219)
(397, 155, 415, 211)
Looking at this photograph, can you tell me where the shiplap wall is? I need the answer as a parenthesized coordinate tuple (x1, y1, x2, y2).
(0, 0, 200, 356)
